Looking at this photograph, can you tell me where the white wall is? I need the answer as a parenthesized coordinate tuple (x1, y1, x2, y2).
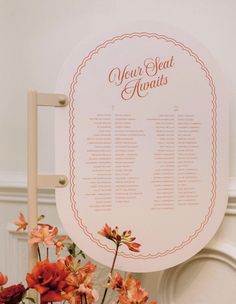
(0, 1, 236, 303)
(0, 0, 236, 179)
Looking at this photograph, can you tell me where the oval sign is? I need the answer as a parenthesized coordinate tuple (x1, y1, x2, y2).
(55, 26, 228, 272)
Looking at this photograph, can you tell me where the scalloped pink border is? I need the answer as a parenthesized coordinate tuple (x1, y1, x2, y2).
(68, 32, 217, 260)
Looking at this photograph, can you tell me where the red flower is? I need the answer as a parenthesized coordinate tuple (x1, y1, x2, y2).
(0, 284, 26, 304)
(26, 259, 69, 303)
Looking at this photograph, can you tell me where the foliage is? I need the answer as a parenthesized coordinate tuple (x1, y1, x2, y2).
(0, 213, 157, 304)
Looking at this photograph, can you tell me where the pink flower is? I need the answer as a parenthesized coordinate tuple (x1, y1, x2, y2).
(14, 212, 28, 232)
(29, 225, 58, 247)
(0, 272, 8, 287)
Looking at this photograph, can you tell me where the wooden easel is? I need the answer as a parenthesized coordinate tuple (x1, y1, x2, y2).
(27, 90, 68, 300)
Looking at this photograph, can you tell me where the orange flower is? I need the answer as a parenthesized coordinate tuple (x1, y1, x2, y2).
(109, 272, 123, 290)
(54, 235, 67, 256)
(63, 261, 97, 304)
(14, 212, 28, 232)
(67, 261, 96, 287)
(64, 260, 96, 287)
(63, 255, 81, 273)
(127, 282, 148, 304)
(29, 225, 58, 247)
(98, 224, 113, 239)
(66, 273, 80, 287)
(64, 283, 98, 304)
(98, 224, 141, 252)
(79, 261, 96, 277)
(122, 241, 141, 252)
(63, 286, 98, 304)
(0, 272, 8, 287)
(26, 259, 69, 303)
(122, 274, 137, 293)
(109, 273, 156, 304)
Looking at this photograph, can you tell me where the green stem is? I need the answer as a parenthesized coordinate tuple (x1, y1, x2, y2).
(46, 247, 49, 259)
(100, 243, 120, 304)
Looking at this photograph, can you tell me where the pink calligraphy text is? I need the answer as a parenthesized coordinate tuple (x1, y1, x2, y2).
(108, 56, 175, 100)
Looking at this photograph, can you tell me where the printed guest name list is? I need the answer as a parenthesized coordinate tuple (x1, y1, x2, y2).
(55, 31, 228, 272)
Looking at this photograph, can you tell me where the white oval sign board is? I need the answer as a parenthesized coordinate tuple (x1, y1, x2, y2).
(55, 25, 228, 272)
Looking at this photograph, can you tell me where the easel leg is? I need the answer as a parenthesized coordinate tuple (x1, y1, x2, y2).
(27, 90, 38, 302)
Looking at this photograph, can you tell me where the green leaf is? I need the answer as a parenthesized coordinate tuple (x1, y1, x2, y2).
(80, 250, 86, 259)
(65, 242, 86, 259)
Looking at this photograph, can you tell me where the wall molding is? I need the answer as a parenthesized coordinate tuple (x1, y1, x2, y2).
(0, 187, 55, 205)
(0, 172, 55, 205)
(229, 177, 236, 199)
(158, 241, 236, 304)
(0, 172, 27, 188)
(0, 173, 236, 210)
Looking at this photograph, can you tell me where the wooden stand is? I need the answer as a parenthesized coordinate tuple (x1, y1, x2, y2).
(27, 90, 68, 301)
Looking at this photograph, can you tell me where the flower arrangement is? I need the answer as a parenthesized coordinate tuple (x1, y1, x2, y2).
(0, 213, 157, 304)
